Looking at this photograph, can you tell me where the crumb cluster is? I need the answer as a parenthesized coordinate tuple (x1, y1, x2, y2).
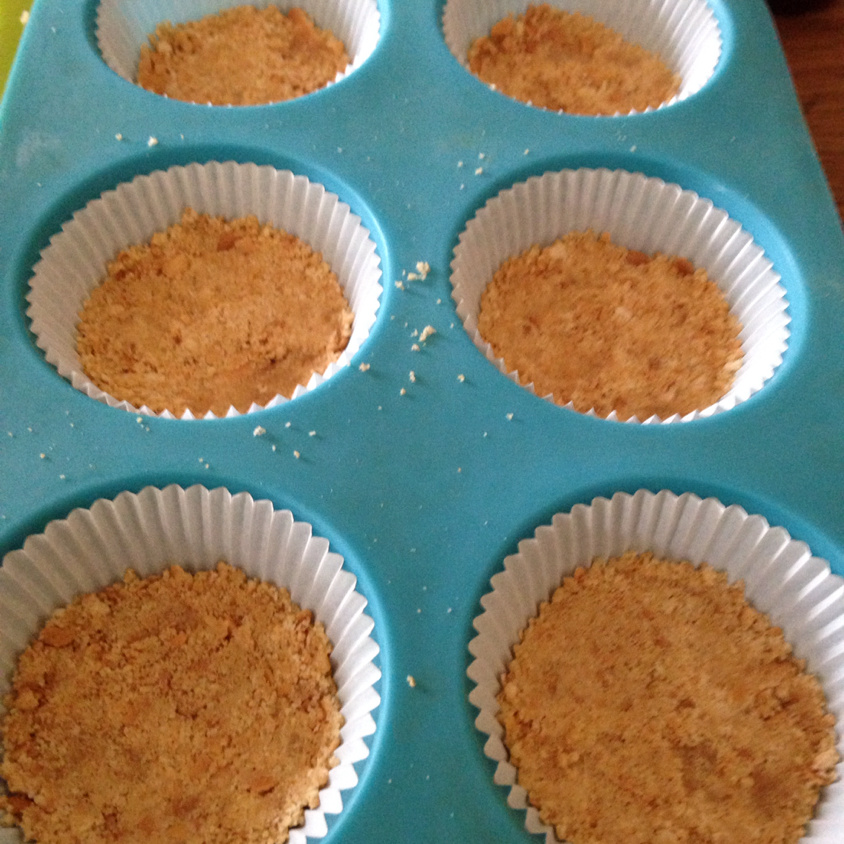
(468, 4, 680, 115)
(477, 230, 742, 420)
(498, 552, 839, 844)
(137, 5, 349, 105)
(77, 208, 353, 416)
(0, 562, 343, 844)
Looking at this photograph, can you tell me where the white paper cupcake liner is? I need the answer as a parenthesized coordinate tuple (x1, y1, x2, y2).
(450, 167, 789, 423)
(442, 0, 721, 114)
(0, 484, 380, 844)
(97, 0, 381, 98)
(26, 161, 383, 419)
(467, 489, 844, 844)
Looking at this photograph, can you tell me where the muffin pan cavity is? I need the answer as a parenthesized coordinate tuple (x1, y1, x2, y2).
(442, 0, 722, 114)
(1, 0, 843, 841)
(451, 167, 789, 422)
(26, 161, 383, 418)
(0, 484, 381, 844)
(468, 489, 844, 842)
(96, 0, 381, 100)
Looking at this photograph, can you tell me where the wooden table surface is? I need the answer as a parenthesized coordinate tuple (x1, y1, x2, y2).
(772, 0, 844, 223)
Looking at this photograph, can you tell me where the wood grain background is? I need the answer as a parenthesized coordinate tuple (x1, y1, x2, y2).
(773, 0, 844, 222)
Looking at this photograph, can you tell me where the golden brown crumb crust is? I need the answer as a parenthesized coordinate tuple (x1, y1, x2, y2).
(137, 5, 349, 106)
(498, 552, 839, 844)
(77, 208, 354, 416)
(0, 562, 343, 844)
(467, 4, 680, 115)
(477, 230, 743, 420)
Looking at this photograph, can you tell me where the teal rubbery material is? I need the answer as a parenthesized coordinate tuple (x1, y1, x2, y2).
(0, 1, 842, 841)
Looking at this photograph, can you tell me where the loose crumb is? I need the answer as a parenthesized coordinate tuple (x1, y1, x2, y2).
(406, 261, 430, 281)
(418, 325, 436, 343)
(406, 675, 416, 688)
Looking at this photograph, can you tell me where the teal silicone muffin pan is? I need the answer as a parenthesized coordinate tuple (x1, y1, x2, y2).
(1, 0, 843, 841)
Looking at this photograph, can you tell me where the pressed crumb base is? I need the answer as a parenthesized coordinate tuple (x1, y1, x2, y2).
(137, 5, 349, 106)
(477, 230, 743, 420)
(0, 562, 343, 844)
(467, 4, 681, 116)
(77, 208, 354, 417)
(498, 552, 839, 844)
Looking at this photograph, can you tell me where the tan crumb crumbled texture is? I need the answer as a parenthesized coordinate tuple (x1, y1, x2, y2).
(0, 562, 344, 844)
(498, 552, 839, 844)
(467, 4, 681, 116)
(477, 229, 743, 420)
(77, 208, 354, 416)
(136, 5, 349, 106)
